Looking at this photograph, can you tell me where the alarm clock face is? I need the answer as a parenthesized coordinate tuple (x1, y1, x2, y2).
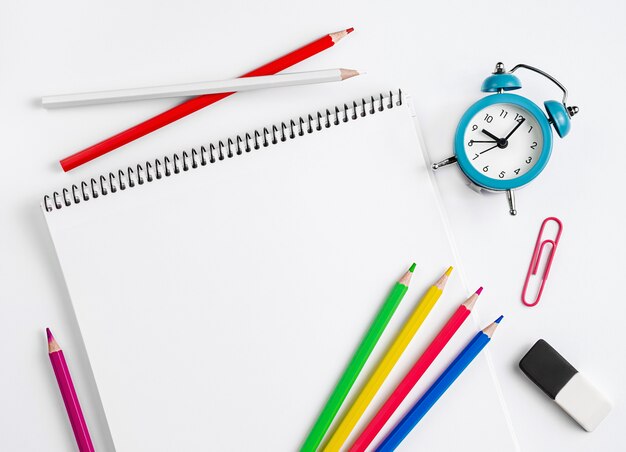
(455, 93, 553, 191)
(463, 103, 543, 181)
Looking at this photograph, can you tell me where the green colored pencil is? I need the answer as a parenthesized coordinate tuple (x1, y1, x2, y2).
(300, 263, 416, 452)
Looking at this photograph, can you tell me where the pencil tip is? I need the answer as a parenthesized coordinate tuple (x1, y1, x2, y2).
(475, 286, 483, 295)
(482, 316, 503, 337)
(434, 266, 453, 290)
(46, 328, 61, 353)
(399, 263, 415, 286)
(339, 69, 361, 80)
(330, 28, 354, 43)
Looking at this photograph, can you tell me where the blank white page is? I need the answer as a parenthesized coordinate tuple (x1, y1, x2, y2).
(43, 93, 515, 451)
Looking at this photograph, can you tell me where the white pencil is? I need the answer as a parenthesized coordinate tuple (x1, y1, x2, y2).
(41, 69, 361, 109)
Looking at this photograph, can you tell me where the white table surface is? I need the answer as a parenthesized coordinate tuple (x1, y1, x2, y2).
(2, 1, 625, 450)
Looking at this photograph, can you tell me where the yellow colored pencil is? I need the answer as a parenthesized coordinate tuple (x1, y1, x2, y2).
(323, 267, 453, 451)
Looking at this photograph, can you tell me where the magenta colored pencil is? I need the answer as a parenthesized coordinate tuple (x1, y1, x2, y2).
(46, 328, 95, 452)
(349, 288, 483, 452)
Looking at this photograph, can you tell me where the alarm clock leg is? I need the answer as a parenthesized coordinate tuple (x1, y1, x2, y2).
(432, 156, 458, 170)
(506, 189, 517, 216)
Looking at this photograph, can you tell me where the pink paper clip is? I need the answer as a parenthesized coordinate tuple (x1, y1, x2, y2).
(522, 217, 563, 307)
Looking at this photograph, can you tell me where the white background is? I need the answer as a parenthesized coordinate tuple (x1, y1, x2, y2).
(1, 0, 625, 451)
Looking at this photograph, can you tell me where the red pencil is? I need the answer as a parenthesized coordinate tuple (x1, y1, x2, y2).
(46, 328, 95, 452)
(348, 288, 483, 452)
(60, 28, 354, 172)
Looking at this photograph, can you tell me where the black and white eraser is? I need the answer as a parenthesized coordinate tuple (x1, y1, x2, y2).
(519, 339, 611, 432)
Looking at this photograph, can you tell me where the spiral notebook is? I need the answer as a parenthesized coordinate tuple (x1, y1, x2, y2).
(43, 91, 516, 451)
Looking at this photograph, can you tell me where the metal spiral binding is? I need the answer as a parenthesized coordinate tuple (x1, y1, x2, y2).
(43, 90, 403, 212)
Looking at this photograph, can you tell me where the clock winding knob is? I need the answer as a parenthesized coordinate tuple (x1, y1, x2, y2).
(567, 105, 579, 117)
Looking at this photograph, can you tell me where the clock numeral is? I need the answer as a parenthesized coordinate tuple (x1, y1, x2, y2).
(482, 165, 489, 172)
(500, 109, 508, 118)
(515, 113, 525, 123)
(499, 171, 506, 179)
(530, 141, 538, 149)
(468, 140, 473, 147)
(484, 114, 493, 123)
(514, 168, 521, 175)
(472, 153, 479, 160)
(472, 124, 478, 131)
(526, 156, 533, 164)
(528, 125, 533, 133)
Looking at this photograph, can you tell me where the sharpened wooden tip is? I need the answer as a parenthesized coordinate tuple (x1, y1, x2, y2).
(462, 289, 482, 311)
(434, 267, 453, 290)
(482, 316, 503, 338)
(399, 264, 416, 287)
(330, 28, 354, 43)
(46, 328, 61, 353)
(339, 69, 360, 80)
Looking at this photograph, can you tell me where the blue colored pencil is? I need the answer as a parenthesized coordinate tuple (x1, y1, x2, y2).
(376, 316, 504, 451)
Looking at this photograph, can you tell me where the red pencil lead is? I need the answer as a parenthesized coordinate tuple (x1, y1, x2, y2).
(46, 327, 54, 342)
(346, 27, 354, 34)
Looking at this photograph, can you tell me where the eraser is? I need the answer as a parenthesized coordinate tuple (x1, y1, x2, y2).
(519, 339, 611, 432)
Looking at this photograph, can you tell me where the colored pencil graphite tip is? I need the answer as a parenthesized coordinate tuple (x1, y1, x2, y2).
(330, 27, 355, 43)
(400, 263, 417, 286)
(434, 266, 453, 290)
(463, 287, 483, 311)
(46, 328, 61, 353)
(339, 69, 361, 80)
(482, 316, 503, 338)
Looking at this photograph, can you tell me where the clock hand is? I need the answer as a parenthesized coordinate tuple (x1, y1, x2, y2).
(504, 118, 526, 140)
(469, 140, 496, 144)
(479, 144, 498, 154)
(481, 129, 501, 141)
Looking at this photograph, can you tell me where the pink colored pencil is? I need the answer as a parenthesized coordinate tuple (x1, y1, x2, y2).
(348, 288, 483, 452)
(46, 328, 95, 452)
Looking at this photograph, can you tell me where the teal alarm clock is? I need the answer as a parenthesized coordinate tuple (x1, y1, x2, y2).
(433, 62, 578, 215)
